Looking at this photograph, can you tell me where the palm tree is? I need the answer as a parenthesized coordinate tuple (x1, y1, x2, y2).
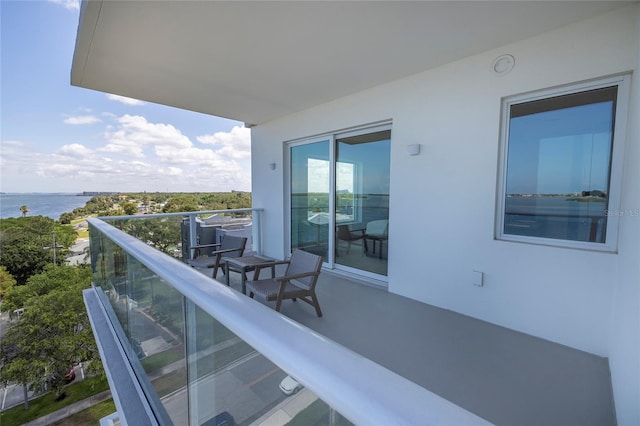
(19, 205, 29, 217)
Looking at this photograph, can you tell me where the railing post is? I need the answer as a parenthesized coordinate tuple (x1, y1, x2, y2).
(253, 210, 262, 255)
(189, 214, 198, 259)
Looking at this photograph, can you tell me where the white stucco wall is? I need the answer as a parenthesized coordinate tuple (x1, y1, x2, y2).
(607, 5, 640, 425)
(251, 4, 638, 363)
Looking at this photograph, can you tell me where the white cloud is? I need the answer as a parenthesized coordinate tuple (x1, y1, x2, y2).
(58, 143, 93, 158)
(101, 115, 191, 158)
(197, 126, 251, 160)
(49, 0, 79, 11)
(0, 115, 251, 193)
(106, 94, 146, 106)
(64, 115, 102, 125)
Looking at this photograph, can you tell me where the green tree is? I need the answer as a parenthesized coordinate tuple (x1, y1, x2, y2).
(59, 212, 74, 224)
(0, 217, 76, 284)
(0, 266, 16, 300)
(0, 265, 101, 402)
(162, 194, 200, 212)
(122, 202, 138, 216)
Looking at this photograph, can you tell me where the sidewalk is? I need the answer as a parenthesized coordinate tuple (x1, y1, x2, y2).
(21, 390, 112, 426)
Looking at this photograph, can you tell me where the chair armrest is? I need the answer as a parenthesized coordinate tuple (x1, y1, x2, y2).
(251, 260, 290, 279)
(192, 243, 222, 249)
(213, 247, 245, 255)
(275, 271, 319, 282)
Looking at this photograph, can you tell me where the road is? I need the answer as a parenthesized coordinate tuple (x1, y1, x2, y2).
(161, 350, 293, 425)
(66, 238, 90, 265)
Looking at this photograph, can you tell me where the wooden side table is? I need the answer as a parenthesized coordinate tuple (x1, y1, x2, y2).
(225, 255, 275, 294)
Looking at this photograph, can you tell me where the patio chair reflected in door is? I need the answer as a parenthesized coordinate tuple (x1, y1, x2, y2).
(289, 128, 390, 277)
(334, 130, 390, 276)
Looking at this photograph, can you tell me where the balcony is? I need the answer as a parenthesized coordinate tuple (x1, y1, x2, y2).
(85, 211, 614, 426)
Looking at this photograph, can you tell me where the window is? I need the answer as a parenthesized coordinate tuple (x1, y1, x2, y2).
(496, 75, 629, 251)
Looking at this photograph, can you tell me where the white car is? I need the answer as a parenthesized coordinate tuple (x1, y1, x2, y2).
(279, 375, 303, 395)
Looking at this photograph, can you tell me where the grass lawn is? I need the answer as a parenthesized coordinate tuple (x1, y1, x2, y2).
(0, 376, 109, 426)
(50, 398, 116, 426)
(286, 399, 353, 426)
(71, 215, 94, 239)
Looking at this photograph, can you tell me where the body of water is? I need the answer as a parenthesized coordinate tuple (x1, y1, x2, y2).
(0, 193, 93, 220)
(504, 196, 608, 242)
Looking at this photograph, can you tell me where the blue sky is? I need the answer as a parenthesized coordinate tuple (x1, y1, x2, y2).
(1, 0, 251, 193)
(506, 102, 613, 195)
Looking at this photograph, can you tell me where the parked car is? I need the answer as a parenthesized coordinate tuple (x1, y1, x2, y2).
(64, 367, 76, 383)
(279, 375, 303, 396)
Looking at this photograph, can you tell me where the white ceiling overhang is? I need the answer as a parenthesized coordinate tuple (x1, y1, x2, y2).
(71, 1, 632, 125)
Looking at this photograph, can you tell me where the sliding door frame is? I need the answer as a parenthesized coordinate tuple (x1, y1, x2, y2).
(285, 121, 391, 283)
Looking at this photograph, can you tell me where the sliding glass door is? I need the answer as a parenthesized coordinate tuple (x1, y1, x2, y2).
(289, 125, 391, 278)
(335, 130, 390, 276)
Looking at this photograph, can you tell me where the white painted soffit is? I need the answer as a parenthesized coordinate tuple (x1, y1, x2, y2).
(71, 1, 632, 125)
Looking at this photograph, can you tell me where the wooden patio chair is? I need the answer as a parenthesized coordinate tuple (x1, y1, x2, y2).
(187, 235, 247, 279)
(336, 224, 367, 256)
(245, 249, 324, 317)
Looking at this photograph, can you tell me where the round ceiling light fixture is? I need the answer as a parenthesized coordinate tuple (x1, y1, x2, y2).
(491, 54, 515, 76)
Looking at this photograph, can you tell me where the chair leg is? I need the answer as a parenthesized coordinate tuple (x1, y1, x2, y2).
(311, 294, 323, 317)
(212, 255, 222, 279)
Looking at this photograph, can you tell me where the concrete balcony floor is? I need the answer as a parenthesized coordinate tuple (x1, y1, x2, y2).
(211, 266, 614, 426)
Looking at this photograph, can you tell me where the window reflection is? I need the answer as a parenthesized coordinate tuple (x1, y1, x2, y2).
(504, 87, 616, 243)
(335, 130, 390, 276)
(289, 128, 391, 277)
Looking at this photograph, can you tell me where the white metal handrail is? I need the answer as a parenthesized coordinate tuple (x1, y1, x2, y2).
(88, 216, 491, 425)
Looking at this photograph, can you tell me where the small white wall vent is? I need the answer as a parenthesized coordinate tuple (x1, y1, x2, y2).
(491, 54, 515, 76)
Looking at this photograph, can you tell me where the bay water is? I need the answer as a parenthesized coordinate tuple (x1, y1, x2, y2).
(0, 193, 93, 220)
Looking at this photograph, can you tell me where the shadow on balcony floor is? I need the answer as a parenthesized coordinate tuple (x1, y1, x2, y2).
(212, 267, 614, 426)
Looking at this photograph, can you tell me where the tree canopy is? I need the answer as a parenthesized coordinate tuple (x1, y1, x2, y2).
(0, 265, 101, 400)
(0, 266, 16, 300)
(0, 216, 76, 284)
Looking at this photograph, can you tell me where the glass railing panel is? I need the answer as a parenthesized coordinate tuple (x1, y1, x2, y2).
(125, 253, 188, 425)
(185, 301, 352, 426)
(89, 221, 188, 424)
(106, 215, 185, 259)
(90, 226, 130, 339)
(87, 215, 488, 426)
(104, 209, 258, 262)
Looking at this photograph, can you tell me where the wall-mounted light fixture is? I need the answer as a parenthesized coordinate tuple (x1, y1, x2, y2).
(406, 144, 421, 156)
(269, 163, 277, 170)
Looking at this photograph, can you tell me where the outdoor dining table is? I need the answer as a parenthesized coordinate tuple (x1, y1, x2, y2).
(225, 254, 276, 294)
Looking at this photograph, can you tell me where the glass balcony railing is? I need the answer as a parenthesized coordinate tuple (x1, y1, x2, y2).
(85, 211, 489, 426)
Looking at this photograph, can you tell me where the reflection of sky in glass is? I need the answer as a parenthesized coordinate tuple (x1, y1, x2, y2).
(336, 162, 354, 192)
(308, 158, 330, 193)
(291, 135, 390, 195)
(337, 139, 391, 195)
(507, 101, 613, 194)
(291, 140, 329, 194)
